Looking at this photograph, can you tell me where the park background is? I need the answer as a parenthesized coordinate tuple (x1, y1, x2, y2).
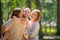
(0, 0, 60, 40)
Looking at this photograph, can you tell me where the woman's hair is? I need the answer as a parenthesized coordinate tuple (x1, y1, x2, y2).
(31, 9, 41, 21)
(22, 14, 26, 18)
(11, 8, 22, 18)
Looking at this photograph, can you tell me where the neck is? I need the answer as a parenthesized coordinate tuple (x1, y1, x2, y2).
(31, 19, 38, 23)
(31, 19, 35, 23)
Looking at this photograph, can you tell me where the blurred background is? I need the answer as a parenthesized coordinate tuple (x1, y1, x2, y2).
(0, 0, 60, 40)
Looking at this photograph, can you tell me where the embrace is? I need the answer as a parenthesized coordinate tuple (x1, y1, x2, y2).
(2, 8, 40, 40)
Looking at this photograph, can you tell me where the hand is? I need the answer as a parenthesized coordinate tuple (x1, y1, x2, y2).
(13, 16, 23, 25)
(13, 16, 21, 23)
(3, 31, 9, 40)
(24, 32, 28, 39)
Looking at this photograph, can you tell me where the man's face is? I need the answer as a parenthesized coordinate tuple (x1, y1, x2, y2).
(24, 10, 31, 18)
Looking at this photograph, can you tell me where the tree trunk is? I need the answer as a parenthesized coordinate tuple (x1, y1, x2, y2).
(35, 0, 43, 38)
(0, 2, 3, 37)
(35, 0, 41, 10)
(56, 0, 60, 35)
(26, 0, 31, 8)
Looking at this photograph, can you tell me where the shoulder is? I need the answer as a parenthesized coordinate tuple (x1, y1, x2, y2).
(33, 21, 40, 27)
(34, 21, 39, 25)
(3, 19, 14, 28)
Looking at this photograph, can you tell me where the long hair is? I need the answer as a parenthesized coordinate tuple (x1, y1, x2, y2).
(31, 9, 41, 21)
(11, 8, 22, 18)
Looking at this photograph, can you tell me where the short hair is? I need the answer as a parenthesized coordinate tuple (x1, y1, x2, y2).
(23, 8, 31, 13)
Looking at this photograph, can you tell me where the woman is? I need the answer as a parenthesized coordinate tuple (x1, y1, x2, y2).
(27, 9, 40, 40)
(2, 8, 25, 40)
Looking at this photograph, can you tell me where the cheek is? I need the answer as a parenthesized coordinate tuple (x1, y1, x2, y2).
(18, 14, 20, 17)
(19, 13, 22, 17)
(34, 15, 37, 20)
(21, 14, 23, 17)
(34, 16, 36, 20)
(31, 15, 35, 20)
(30, 15, 33, 19)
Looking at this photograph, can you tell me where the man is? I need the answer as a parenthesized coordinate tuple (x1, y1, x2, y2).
(23, 8, 31, 20)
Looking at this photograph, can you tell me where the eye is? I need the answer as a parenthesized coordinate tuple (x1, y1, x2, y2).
(28, 12, 29, 13)
(25, 11, 27, 13)
(33, 13, 36, 16)
(32, 13, 34, 15)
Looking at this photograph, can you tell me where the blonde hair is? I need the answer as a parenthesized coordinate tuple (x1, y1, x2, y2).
(31, 9, 41, 21)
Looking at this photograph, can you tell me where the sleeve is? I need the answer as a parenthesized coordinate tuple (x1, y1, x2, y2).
(3, 19, 14, 28)
(29, 22, 40, 38)
(2, 19, 14, 36)
(2, 19, 13, 38)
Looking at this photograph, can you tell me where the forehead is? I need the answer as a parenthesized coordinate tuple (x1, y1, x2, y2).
(24, 8, 30, 10)
(24, 10, 30, 12)
(32, 12, 37, 15)
(32, 11, 37, 14)
(24, 8, 30, 12)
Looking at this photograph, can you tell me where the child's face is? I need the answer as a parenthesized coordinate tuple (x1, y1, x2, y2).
(31, 12, 37, 20)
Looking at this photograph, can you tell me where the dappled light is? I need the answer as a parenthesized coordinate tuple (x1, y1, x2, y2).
(0, 0, 60, 40)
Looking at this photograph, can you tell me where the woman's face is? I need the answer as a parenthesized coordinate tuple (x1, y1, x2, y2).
(18, 11, 23, 18)
(31, 12, 37, 21)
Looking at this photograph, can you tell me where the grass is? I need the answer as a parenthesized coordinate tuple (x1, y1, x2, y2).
(41, 24, 57, 35)
(40, 24, 60, 40)
(39, 38, 60, 40)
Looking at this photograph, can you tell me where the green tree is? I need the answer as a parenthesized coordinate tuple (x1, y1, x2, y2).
(0, 2, 3, 37)
(57, 0, 60, 35)
(26, 0, 31, 8)
(35, 0, 43, 38)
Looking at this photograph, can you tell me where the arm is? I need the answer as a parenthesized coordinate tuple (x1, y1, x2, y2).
(1, 19, 14, 39)
(13, 16, 23, 25)
(1, 25, 6, 37)
(28, 23, 40, 38)
(30, 26, 39, 38)
(3, 30, 9, 40)
(1, 25, 9, 40)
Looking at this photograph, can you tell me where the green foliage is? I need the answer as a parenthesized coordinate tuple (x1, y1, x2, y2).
(1, 0, 26, 21)
(41, 0, 57, 22)
(1, 0, 57, 22)
(42, 27, 57, 35)
(1, 0, 57, 36)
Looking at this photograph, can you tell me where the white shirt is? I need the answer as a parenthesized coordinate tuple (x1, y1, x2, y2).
(28, 21, 40, 40)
